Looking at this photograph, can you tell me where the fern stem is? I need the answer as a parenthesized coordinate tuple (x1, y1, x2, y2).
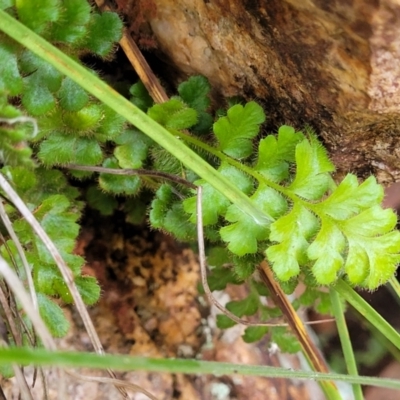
(173, 130, 301, 199)
(330, 288, 363, 400)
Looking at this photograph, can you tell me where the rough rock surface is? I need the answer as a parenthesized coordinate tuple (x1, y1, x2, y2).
(124, 0, 400, 184)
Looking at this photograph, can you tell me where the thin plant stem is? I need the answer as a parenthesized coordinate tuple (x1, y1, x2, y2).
(329, 288, 363, 400)
(66, 371, 159, 400)
(0, 255, 67, 398)
(0, 256, 54, 350)
(64, 164, 196, 189)
(0, 200, 37, 310)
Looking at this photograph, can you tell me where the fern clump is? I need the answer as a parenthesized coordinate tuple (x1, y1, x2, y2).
(1, 0, 400, 355)
(0, 0, 123, 339)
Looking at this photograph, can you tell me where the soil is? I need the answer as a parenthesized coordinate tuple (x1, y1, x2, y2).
(2, 210, 321, 400)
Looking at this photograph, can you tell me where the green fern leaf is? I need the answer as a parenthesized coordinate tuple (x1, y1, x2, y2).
(16, 0, 60, 35)
(148, 98, 198, 131)
(254, 125, 304, 182)
(341, 206, 400, 288)
(38, 293, 69, 337)
(99, 158, 141, 195)
(178, 75, 211, 112)
(58, 77, 89, 112)
(113, 129, 152, 169)
(220, 185, 286, 256)
(50, 0, 91, 44)
(39, 133, 103, 166)
(74, 276, 100, 305)
(129, 81, 153, 111)
(213, 101, 265, 159)
(19, 51, 62, 115)
(183, 163, 253, 225)
(316, 174, 383, 220)
(307, 219, 346, 284)
(178, 75, 212, 134)
(150, 184, 196, 240)
(288, 135, 335, 200)
(0, 40, 23, 95)
(242, 326, 269, 343)
(82, 12, 122, 57)
(95, 105, 126, 142)
(271, 326, 301, 353)
(266, 204, 319, 281)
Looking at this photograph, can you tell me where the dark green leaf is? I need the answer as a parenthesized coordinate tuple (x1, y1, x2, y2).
(86, 186, 118, 216)
(99, 158, 141, 195)
(58, 77, 89, 111)
(242, 326, 268, 343)
(83, 12, 123, 57)
(271, 327, 301, 353)
(38, 293, 69, 337)
(178, 75, 211, 112)
(16, 0, 60, 34)
(129, 81, 153, 111)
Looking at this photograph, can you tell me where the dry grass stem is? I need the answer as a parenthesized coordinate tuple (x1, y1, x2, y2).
(0, 200, 37, 310)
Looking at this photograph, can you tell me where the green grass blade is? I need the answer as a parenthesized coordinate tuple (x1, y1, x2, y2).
(1, 347, 400, 391)
(335, 279, 400, 351)
(389, 276, 400, 301)
(330, 287, 363, 400)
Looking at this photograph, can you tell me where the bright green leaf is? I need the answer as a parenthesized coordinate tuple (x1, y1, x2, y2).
(39, 133, 103, 166)
(316, 175, 383, 220)
(75, 276, 100, 305)
(213, 101, 265, 159)
(0, 41, 23, 95)
(271, 326, 301, 353)
(184, 163, 254, 225)
(288, 137, 334, 200)
(267, 204, 319, 281)
(220, 185, 286, 256)
(95, 106, 126, 142)
(62, 104, 103, 132)
(255, 125, 304, 182)
(216, 314, 236, 329)
(307, 219, 346, 285)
